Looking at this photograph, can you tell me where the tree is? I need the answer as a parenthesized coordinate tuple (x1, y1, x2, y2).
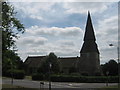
(69, 67, 77, 74)
(38, 52, 60, 74)
(2, 2, 25, 75)
(101, 59, 118, 76)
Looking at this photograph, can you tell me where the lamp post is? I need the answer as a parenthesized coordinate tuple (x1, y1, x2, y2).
(49, 63, 52, 90)
(106, 71, 109, 86)
(109, 44, 120, 88)
(10, 62, 13, 85)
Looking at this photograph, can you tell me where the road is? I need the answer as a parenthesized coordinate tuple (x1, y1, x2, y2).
(2, 78, 118, 89)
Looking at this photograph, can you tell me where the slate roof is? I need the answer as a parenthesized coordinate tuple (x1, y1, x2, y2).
(24, 56, 46, 68)
(84, 11, 96, 41)
(80, 12, 99, 54)
(58, 57, 79, 68)
(24, 56, 79, 69)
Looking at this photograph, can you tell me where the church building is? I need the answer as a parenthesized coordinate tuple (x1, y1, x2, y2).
(24, 12, 101, 76)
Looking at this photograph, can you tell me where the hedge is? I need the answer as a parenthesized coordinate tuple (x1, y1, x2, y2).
(3, 69, 25, 79)
(13, 70, 25, 79)
(32, 73, 44, 81)
(51, 75, 118, 83)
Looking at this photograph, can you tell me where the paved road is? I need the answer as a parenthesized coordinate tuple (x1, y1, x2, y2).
(2, 78, 118, 89)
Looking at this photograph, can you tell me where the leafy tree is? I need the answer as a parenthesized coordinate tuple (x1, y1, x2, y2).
(38, 52, 60, 74)
(101, 59, 118, 76)
(69, 67, 77, 74)
(2, 2, 25, 75)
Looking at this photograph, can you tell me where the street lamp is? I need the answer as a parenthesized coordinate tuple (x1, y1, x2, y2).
(109, 44, 120, 88)
(49, 63, 52, 90)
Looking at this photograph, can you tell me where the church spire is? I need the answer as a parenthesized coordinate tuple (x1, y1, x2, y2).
(84, 11, 96, 41)
(80, 11, 99, 53)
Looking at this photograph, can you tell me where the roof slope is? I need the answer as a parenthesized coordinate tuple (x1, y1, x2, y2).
(80, 12, 99, 54)
(24, 56, 46, 68)
(58, 57, 79, 68)
(84, 11, 96, 41)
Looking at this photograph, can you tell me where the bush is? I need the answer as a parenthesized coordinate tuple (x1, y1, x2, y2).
(51, 74, 118, 83)
(13, 70, 25, 79)
(81, 72, 88, 76)
(3, 69, 25, 79)
(32, 73, 44, 81)
(3, 69, 12, 77)
(95, 72, 102, 76)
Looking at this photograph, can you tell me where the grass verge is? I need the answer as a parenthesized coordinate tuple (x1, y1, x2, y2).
(2, 84, 39, 90)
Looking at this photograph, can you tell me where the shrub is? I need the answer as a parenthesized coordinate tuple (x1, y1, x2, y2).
(3, 69, 25, 79)
(95, 72, 102, 76)
(2, 69, 11, 77)
(81, 72, 88, 76)
(32, 73, 44, 81)
(51, 74, 118, 83)
(13, 70, 25, 79)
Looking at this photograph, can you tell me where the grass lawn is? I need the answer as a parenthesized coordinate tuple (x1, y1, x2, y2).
(2, 84, 40, 90)
(1, 84, 119, 90)
(101, 85, 118, 90)
(24, 76, 32, 80)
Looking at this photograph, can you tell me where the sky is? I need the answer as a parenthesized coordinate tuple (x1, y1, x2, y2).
(9, 0, 119, 64)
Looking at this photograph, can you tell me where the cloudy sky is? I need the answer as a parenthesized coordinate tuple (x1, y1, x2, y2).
(9, 0, 119, 64)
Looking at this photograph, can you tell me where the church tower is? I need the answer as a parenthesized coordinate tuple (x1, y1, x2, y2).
(78, 12, 101, 75)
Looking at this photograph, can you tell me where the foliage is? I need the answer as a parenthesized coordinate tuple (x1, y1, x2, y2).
(32, 73, 44, 81)
(13, 70, 25, 79)
(3, 69, 25, 79)
(69, 67, 77, 74)
(2, 50, 25, 76)
(101, 59, 118, 76)
(2, 2, 24, 50)
(51, 74, 118, 83)
(37, 52, 60, 74)
(2, 2, 25, 75)
(81, 72, 88, 76)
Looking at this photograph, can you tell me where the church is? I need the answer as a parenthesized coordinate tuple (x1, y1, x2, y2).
(24, 12, 101, 76)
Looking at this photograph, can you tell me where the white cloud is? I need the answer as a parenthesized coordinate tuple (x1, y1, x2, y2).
(9, 0, 120, 2)
(18, 36, 48, 46)
(97, 15, 118, 42)
(16, 26, 83, 61)
(95, 15, 118, 63)
(13, 2, 118, 64)
(63, 2, 108, 14)
(57, 40, 75, 46)
(12, 2, 55, 20)
(26, 26, 83, 37)
(11, 2, 113, 23)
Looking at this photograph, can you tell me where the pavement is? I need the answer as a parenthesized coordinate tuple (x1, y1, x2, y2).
(2, 78, 118, 89)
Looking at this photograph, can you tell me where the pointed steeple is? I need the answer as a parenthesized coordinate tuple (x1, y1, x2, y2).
(80, 11, 99, 53)
(84, 11, 96, 41)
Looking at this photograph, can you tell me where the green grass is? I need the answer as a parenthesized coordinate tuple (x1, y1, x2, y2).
(2, 84, 119, 90)
(2, 84, 40, 90)
(101, 85, 118, 90)
(2, 84, 24, 88)
(25, 76, 32, 80)
(104, 85, 118, 88)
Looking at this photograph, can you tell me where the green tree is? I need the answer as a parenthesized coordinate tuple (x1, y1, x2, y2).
(2, 2, 25, 76)
(38, 52, 60, 74)
(101, 59, 118, 76)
